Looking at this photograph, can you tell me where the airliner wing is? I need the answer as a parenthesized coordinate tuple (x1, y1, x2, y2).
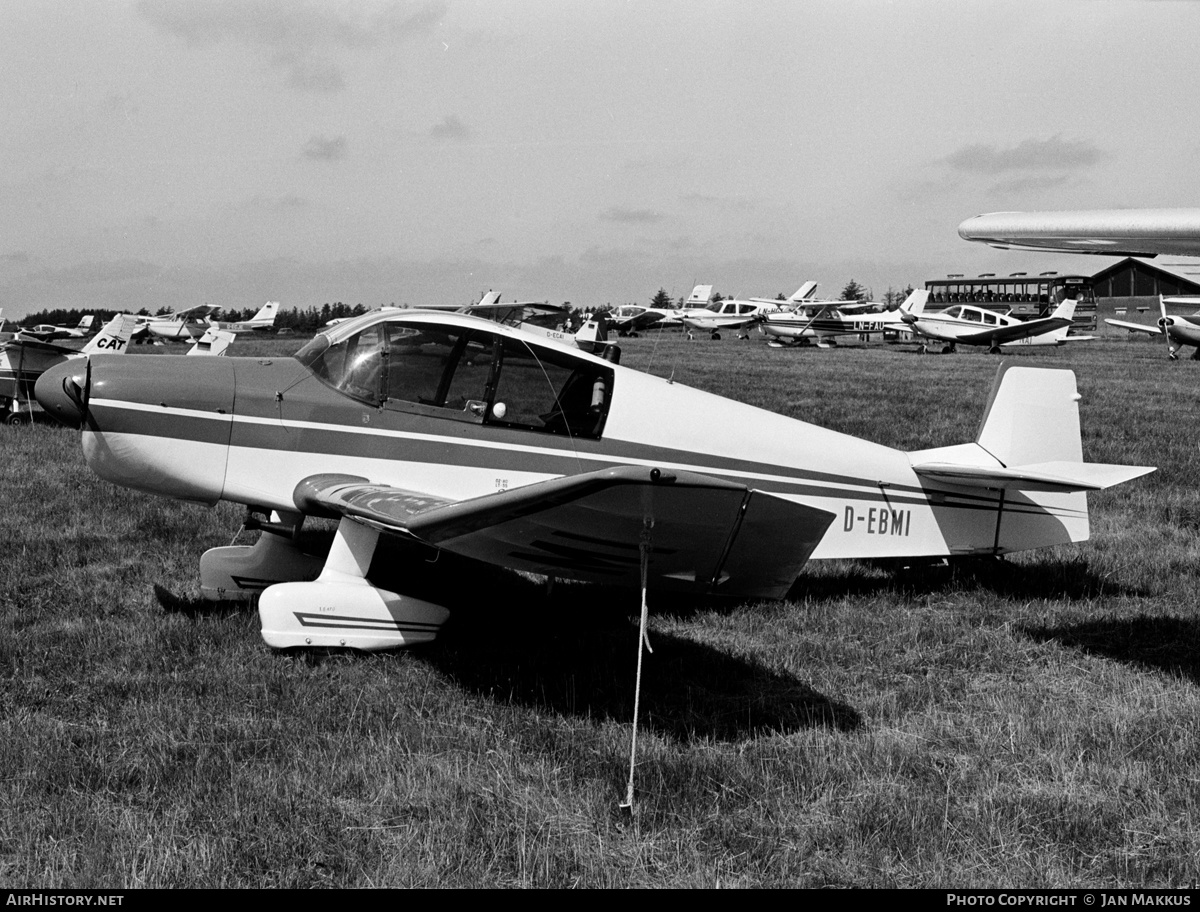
(292, 466, 835, 598)
(959, 208, 1200, 258)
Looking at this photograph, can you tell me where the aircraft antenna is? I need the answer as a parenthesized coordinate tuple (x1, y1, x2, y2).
(620, 519, 654, 814)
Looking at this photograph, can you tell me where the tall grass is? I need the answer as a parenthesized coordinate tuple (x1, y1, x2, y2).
(1, 327, 1197, 887)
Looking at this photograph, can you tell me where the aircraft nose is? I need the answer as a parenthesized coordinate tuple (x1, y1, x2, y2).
(35, 359, 89, 427)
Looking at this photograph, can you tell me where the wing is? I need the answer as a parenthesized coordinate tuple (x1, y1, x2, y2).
(959, 208, 1200, 258)
(1104, 318, 1163, 336)
(293, 466, 836, 598)
(957, 315, 1073, 345)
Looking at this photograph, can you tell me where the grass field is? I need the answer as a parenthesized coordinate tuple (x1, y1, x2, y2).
(2, 324, 1198, 888)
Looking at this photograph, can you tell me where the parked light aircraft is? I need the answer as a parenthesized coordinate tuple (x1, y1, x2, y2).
(2, 314, 136, 424)
(759, 291, 912, 348)
(678, 284, 821, 341)
(1105, 296, 1200, 360)
(137, 304, 222, 342)
(35, 306, 1153, 652)
(211, 301, 280, 334)
(18, 315, 94, 343)
(899, 292, 1090, 354)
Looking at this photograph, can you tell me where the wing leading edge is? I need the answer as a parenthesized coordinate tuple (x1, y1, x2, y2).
(293, 466, 836, 598)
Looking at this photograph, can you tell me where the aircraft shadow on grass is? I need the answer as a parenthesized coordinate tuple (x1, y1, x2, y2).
(789, 555, 1150, 603)
(1018, 615, 1200, 685)
(155, 540, 862, 743)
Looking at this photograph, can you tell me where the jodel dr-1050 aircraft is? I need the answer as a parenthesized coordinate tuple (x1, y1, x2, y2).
(36, 308, 1153, 652)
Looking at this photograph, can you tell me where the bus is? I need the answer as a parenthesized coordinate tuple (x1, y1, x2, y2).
(924, 272, 1097, 332)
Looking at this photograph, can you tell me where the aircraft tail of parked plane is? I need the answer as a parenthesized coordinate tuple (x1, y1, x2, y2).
(684, 284, 713, 307)
(224, 301, 279, 332)
(188, 326, 236, 357)
(909, 363, 1148, 524)
(80, 314, 137, 355)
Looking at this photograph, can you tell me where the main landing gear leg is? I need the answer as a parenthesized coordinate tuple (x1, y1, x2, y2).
(258, 517, 450, 650)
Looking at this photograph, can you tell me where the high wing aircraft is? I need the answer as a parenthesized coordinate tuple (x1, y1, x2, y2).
(139, 304, 222, 342)
(18, 314, 95, 343)
(1105, 295, 1200, 360)
(35, 307, 1152, 653)
(899, 292, 1091, 354)
(759, 290, 913, 348)
(210, 301, 280, 334)
(2, 314, 136, 424)
(609, 304, 671, 337)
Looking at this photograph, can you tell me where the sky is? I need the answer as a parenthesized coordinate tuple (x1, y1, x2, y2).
(2, 0, 1198, 319)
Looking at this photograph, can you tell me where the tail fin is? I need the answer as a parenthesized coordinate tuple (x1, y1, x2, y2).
(790, 281, 819, 302)
(574, 311, 610, 351)
(899, 289, 929, 317)
(1049, 297, 1077, 323)
(188, 326, 235, 356)
(908, 363, 1154, 551)
(249, 301, 279, 327)
(81, 314, 136, 354)
(77, 315, 94, 331)
(685, 285, 712, 307)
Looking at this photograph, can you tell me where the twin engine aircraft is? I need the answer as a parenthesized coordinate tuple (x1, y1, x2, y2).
(899, 291, 1090, 354)
(36, 307, 1153, 651)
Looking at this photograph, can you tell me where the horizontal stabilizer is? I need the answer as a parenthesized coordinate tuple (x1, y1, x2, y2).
(912, 459, 1155, 493)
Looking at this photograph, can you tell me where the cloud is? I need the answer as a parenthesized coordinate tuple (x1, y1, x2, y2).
(598, 207, 665, 224)
(943, 135, 1104, 174)
(138, 0, 448, 92)
(430, 115, 470, 141)
(302, 135, 346, 161)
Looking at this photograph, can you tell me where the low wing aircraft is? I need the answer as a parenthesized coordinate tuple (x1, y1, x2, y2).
(2, 314, 136, 424)
(18, 314, 95, 343)
(759, 290, 913, 348)
(36, 307, 1152, 652)
(1105, 295, 1200, 360)
(899, 292, 1090, 354)
(678, 284, 822, 341)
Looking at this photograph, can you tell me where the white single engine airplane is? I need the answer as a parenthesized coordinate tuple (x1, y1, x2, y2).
(1106, 296, 1200, 360)
(2, 314, 136, 424)
(18, 314, 95, 343)
(899, 292, 1091, 354)
(210, 301, 280, 335)
(679, 284, 822, 341)
(36, 307, 1152, 652)
(759, 290, 912, 348)
(138, 304, 222, 342)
